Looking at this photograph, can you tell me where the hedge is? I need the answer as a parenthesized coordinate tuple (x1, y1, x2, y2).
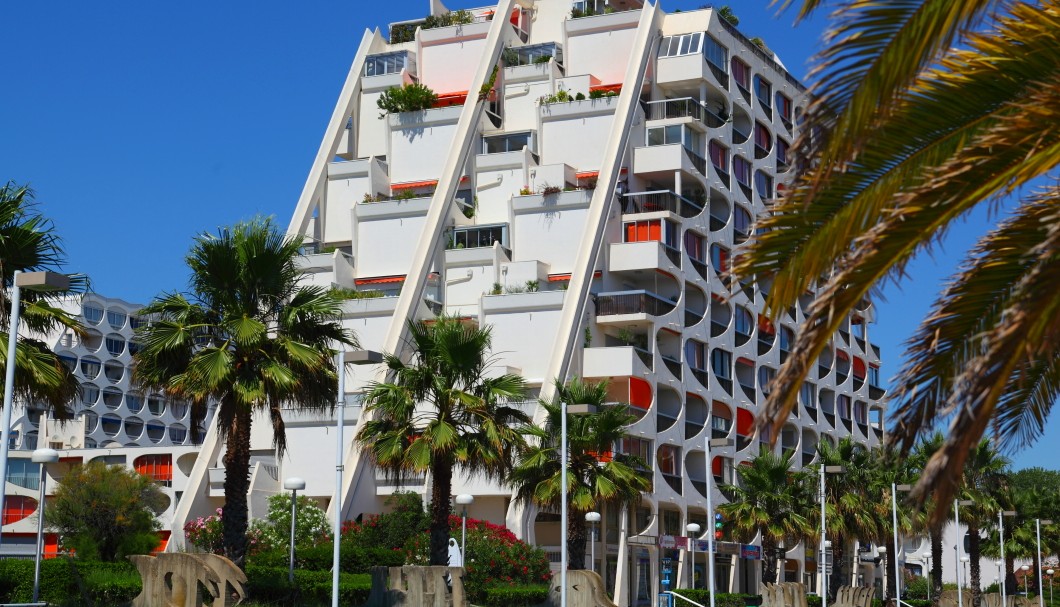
(480, 584, 551, 606)
(245, 566, 372, 606)
(670, 590, 764, 607)
(248, 544, 405, 573)
(0, 558, 141, 606)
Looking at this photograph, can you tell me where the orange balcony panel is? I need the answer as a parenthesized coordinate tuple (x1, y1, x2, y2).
(356, 275, 407, 286)
(736, 408, 754, 437)
(629, 377, 652, 409)
(2, 495, 38, 525)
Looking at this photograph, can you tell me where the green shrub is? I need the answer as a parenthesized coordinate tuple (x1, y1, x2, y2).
(341, 493, 430, 552)
(0, 559, 142, 606)
(481, 584, 551, 606)
(389, 22, 420, 44)
(905, 575, 930, 600)
(247, 543, 404, 574)
(906, 600, 933, 607)
(245, 566, 371, 606)
(807, 595, 823, 607)
(670, 590, 761, 607)
(377, 83, 438, 116)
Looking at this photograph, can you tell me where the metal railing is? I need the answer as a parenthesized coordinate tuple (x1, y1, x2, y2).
(623, 190, 703, 218)
(596, 290, 677, 317)
(645, 98, 725, 128)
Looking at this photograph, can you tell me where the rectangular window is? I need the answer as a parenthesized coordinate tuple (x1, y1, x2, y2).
(6, 460, 41, 490)
(482, 131, 533, 154)
(684, 231, 705, 261)
(710, 244, 730, 273)
(754, 122, 771, 150)
(800, 383, 816, 408)
(709, 141, 729, 173)
(685, 340, 707, 370)
(624, 219, 662, 243)
(755, 171, 774, 200)
(618, 437, 652, 465)
(450, 224, 509, 249)
(703, 35, 727, 71)
(733, 156, 752, 186)
(854, 401, 867, 424)
(838, 395, 852, 419)
(777, 93, 793, 122)
(735, 310, 754, 335)
(869, 365, 881, 387)
(711, 349, 732, 379)
(776, 139, 790, 166)
(659, 33, 703, 58)
(647, 125, 685, 147)
(657, 444, 679, 476)
(364, 51, 410, 77)
(755, 76, 773, 108)
(731, 58, 750, 90)
(780, 327, 793, 351)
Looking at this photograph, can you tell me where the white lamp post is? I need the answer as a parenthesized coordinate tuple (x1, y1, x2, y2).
(31, 447, 59, 603)
(687, 522, 702, 589)
(284, 477, 306, 584)
(1001, 511, 1017, 607)
(0, 271, 69, 550)
(705, 437, 734, 607)
(955, 499, 974, 607)
(560, 401, 596, 607)
(332, 349, 382, 607)
(1037, 519, 1053, 607)
(821, 465, 845, 607)
(892, 483, 913, 607)
(456, 494, 474, 566)
(1023, 565, 1031, 597)
(586, 512, 601, 574)
(1046, 569, 1053, 605)
(961, 556, 970, 591)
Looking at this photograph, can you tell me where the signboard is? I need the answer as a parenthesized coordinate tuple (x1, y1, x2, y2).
(717, 542, 740, 556)
(696, 540, 712, 552)
(741, 545, 762, 560)
(660, 535, 676, 549)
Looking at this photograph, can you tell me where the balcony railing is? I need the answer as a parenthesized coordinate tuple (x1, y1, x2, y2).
(804, 405, 817, 423)
(685, 309, 705, 327)
(690, 257, 710, 282)
(622, 191, 703, 218)
(645, 98, 726, 129)
(710, 320, 726, 338)
(755, 143, 770, 160)
(687, 148, 708, 177)
(818, 364, 830, 379)
(662, 473, 683, 495)
(691, 367, 710, 388)
(709, 213, 727, 231)
(758, 334, 775, 355)
(662, 355, 682, 379)
(869, 385, 886, 400)
(716, 376, 733, 395)
(663, 243, 682, 268)
(595, 290, 676, 317)
(738, 382, 756, 404)
(802, 451, 815, 466)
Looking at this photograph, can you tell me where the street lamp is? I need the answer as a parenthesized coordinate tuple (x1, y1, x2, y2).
(560, 401, 596, 607)
(961, 556, 970, 591)
(1046, 569, 1053, 605)
(456, 494, 474, 566)
(332, 349, 382, 607)
(1000, 511, 1017, 607)
(687, 522, 701, 589)
(31, 447, 59, 603)
(0, 271, 69, 549)
(1036, 519, 1053, 607)
(283, 477, 306, 584)
(1023, 565, 1031, 597)
(587, 512, 601, 574)
(892, 483, 913, 607)
(821, 465, 846, 607)
(955, 499, 974, 607)
(705, 437, 734, 607)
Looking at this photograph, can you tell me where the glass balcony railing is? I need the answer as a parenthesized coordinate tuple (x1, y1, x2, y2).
(662, 355, 682, 379)
(595, 290, 677, 317)
(622, 191, 703, 218)
(645, 98, 726, 129)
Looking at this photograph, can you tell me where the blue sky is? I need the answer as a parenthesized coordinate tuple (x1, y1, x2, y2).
(1, 0, 1054, 469)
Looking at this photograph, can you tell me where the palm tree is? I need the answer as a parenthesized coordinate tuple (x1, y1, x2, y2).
(868, 446, 919, 607)
(736, 0, 1060, 518)
(718, 447, 815, 584)
(134, 217, 354, 566)
(507, 378, 652, 571)
(912, 434, 947, 606)
(356, 315, 528, 566)
(818, 437, 882, 597)
(961, 440, 1010, 607)
(0, 181, 85, 416)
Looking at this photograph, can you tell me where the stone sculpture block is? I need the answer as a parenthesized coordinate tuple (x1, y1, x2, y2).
(129, 552, 247, 607)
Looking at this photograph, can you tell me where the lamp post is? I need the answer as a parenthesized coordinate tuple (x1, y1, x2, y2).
(332, 349, 382, 607)
(1046, 569, 1053, 605)
(560, 401, 596, 607)
(706, 437, 734, 607)
(961, 557, 970, 591)
(456, 494, 474, 566)
(924, 554, 933, 602)
(284, 477, 306, 584)
(1023, 565, 1031, 597)
(687, 522, 701, 589)
(31, 448, 58, 602)
(1036, 519, 1053, 607)
(955, 499, 974, 607)
(587, 512, 601, 574)
(1001, 511, 1017, 607)
(821, 465, 846, 607)
(892, 483, 913, 607)
(0, 271, 69, 550)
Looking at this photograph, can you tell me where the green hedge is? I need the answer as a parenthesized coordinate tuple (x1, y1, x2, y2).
(245, 566, 371, 606)
(0, 559, 142, 606)
(669, 590, 762, 607)
(480, 584, 551, 606)
(248, 544, 405, 573)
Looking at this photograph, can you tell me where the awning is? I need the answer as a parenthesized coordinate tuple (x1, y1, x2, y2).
(355, 275, 407, 285)
(547, 271, 602, 282)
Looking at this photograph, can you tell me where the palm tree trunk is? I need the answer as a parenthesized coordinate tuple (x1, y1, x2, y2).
(222, 405, 252, 567)
(886, 533, 898, 607)
(932, 530, 944, 607)
(429, 458, 454, 566)
(568, 503, 588, 570)
(969, 523, 982, 607)
(830, 536, 845, 599)
(1005, 555, 1016, 597)
(762, 535, 779, 584)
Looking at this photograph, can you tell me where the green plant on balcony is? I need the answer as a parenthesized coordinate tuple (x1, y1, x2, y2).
(394, 188, 419, 201)
(519, 186, 532, 196)
(716, 5, 739, 26)
(490, 282, 503, 295)
(376, 83, 438, 117)
(332, 288, 386, 300)
(570, 7, 596, 18)
(525, 280, 539, 292)
(749, 36, 771, 54)
(533, 54, 552, 65)
(389, 22, 420, 44)
(540, 184, 562, 196)
(502, 47, 520, 66)
(478, 66, 499, 102)
(539, 89, 572, 105)
(423, 9, 474, 30)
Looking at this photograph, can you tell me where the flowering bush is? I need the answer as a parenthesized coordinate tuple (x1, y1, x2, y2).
(340, 492, 429, 551)
(183, 508, 268, 556)
(258, 493, 331, 551)
(402, 515, 551, 601)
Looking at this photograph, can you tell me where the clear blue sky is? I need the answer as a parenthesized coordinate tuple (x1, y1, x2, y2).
(1, 0, 1055, 469)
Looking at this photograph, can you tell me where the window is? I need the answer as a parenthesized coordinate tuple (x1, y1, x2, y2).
(449, 224, 508, 249)
(103, 361, 124, 383)
(710, 243, 730, 273)
(100, 414, 122, 436)
(711, 414, 731, 432)
(754, 122, 771, 151)
(758, 367, 776, 394)
(684, 231, 705, 261)
(105, 334, 125, 357)
(364, 51, 410, 77)
(755, 170, 774, 200)
(82, 411, 98, 433)
(647, 124, 699, 151)
(146, 422, 166, 443)
(734, 205, 753, 235)
(130, 315, 149, 330)
(482, 131, 533, 154)
(81, 383, 100, 406)
(126, 393, 143, 413)
(617, 437, 652, 464)
(685, 340, 707, 370)
(711, 349, 732, 379)
(148, 396, 166, 416)
(731, 58, 750, 90)
(169, 424, 188, 445)
(106, 310, 127, 329)
(82, 305, 103, 324)
(624, 219, 679, 250)
(734, 307, 753, 336)
(171, 402, 189, 420)
(777, 139, 790, 167)
(777, 93, 793, 123)
(135, 454, 173, 485)
(854, 401, 867, 424)
(754, 75, 772, 108)
(733, 156, 752, 186)
(7, 459, 41, 490)
(659, 32, 703, 58)
(81, 356, 102, 379)
(800, 383, 816, 408)
(703, 35, 727, 70)
(506, 43, 561, 66)
(102, 387, 123, 409)
(838, 395, 852, 419)
(2, 495, 38, 525)
(780, 326, 794, 351)
(124, 417, 144, 439)
(58, 354, 76, 372)
(709, 141, 729, 173)
(657, 444, 680, 476)
(23, 432, 37, 450)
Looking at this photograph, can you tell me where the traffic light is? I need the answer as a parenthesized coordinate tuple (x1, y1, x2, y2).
(714, 512, 724, 540)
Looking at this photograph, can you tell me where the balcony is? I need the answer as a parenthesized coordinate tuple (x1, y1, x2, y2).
(804, 405, 818, 423)
(645, 98, 726, 129)
(595, 290, 676, 319)
(622, 191, 703, 219)
(661, 355, 683, 380)
(689, 257, 710, 283)
(685, 308, 705, 327)
(869, 385, 886, 400)
(610, 241, 681, 274)
(802, 450, 816, 467)
(738, 382, 756, 404)
(662, 473, 683, 495)
(691, 367, 710, 389)
(584, 345, 653, 378)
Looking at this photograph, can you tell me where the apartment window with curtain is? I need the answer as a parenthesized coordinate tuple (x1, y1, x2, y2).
(685, 340, 707, 370)
(731, 58, 750, 90)
(733, 156, 752, 187)
(777, 92, 793, 123)
(624, 219, 679, 250)
(711, 349, 732, 379)
(710, 243, 730, 272)
(777, 139, 790, 166)
(684, 231, 705, 261)
(754, 75, 772, 108)
(709, 141, 729, 173)
(755, 170, 774, 200)
(754, 122, 771, 151)
(703, 35, 727, 71)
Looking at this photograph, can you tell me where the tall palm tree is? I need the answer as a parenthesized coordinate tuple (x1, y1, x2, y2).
(961, 440, 1010, 607)
(737, 0, 1060, 519)
(356, 315, 528, 566)
(134, 217, 354, 566)
(868, 446, 919, 607)
(0, 181, 85, 416)
(818, 437, 881, 598)
(718, 447, 815, 584)
(507, 378, 652, 571)
(912, 434, 947, 606)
